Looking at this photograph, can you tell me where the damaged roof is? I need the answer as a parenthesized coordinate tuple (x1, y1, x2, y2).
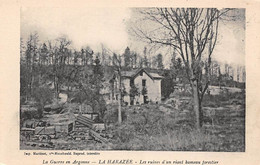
(122, 68, 164, 80)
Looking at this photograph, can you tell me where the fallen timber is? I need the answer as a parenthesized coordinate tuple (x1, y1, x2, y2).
(75, 115, 94, 128)
(89, 129, 108, 143)
(21, 114, 109, 148)
(75, 115, 109, 144)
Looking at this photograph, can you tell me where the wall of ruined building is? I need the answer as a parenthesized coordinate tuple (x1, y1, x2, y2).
(131, 72, 162, 104)
(122, 78, 131, 104)
(105, 72, 162, 105)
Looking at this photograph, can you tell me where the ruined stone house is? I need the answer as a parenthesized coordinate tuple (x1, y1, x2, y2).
(102, 68, 163, 105)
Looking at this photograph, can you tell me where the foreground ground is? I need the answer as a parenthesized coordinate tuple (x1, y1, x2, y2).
(21, 92, 245, 151)
(105, 95, 245, 151)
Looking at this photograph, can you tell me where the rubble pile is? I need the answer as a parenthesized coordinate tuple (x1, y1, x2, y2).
(20, 111, 112, 150)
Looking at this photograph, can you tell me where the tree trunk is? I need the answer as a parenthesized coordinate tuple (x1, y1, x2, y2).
(191, 80, 203, 129)
(30, 74, 34, 98)
(118, 74, 122, 124)
(54, 76, 59, 100)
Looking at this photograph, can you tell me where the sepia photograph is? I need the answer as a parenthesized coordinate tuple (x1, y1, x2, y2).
(20, 7, 245, 151)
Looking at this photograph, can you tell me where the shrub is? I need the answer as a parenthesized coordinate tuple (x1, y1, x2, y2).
(202, 90, 245, 107)
(150, 129, 219, 151)
(108, 99, 245, 151)
(103, 105, 127, 124)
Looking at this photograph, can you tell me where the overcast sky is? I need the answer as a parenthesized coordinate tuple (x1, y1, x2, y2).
(21, 7, 245, 66)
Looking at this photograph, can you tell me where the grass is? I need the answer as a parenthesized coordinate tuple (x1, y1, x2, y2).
(105, 91, 245, 151)
(20, 91, 245, 151)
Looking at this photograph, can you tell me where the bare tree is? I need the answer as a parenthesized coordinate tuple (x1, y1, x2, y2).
(112, 53, 123, 124)
(84, 46, 94, 65)
(24, 32, 39, 100)
(132, 8, 231, 129)
(52, 36, 72, 99)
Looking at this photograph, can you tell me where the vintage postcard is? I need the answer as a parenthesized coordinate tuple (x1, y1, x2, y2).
(0, 0, 260, 165)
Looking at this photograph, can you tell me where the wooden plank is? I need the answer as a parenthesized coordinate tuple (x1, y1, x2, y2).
(76, 115, 94, 128)
(89, 130, 108, 143)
